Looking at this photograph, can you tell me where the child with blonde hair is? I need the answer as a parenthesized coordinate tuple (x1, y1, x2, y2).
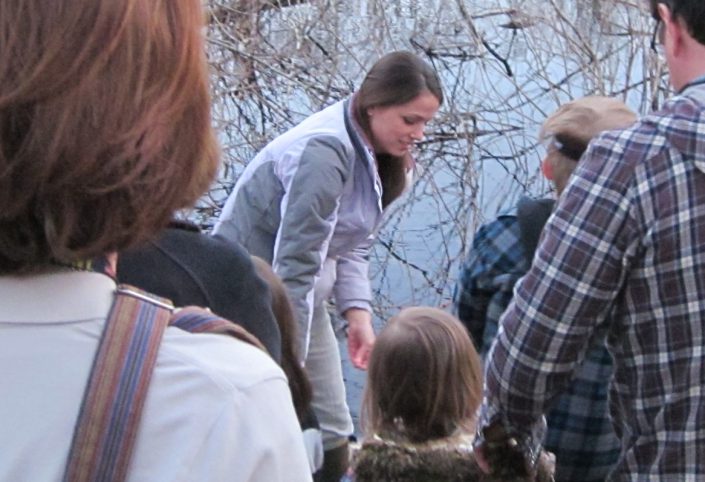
(352, 307, 552, 481)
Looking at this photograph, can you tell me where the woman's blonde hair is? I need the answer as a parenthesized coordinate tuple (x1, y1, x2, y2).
(0, 0, 219, 273)
(361, 307, 483, 443)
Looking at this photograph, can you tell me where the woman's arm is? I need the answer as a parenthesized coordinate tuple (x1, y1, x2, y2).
(273, 136, 353, 361)
(343, 307, 375, 369)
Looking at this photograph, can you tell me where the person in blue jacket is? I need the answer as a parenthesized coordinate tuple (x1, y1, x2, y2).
(214, 51, 443, 481)
(455, 96, 636, 481)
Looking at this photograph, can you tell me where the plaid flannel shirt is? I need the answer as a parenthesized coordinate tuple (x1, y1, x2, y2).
(454, 203, 619, 482)
(479, 79, 705, 481)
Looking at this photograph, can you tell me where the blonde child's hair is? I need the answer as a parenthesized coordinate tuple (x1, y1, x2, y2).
(361, 307, 483, 443)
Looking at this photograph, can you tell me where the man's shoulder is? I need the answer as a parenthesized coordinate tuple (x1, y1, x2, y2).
(600, 89, 703, 155)
(584, 94, 705, 190)
(158, 326, 286, 393)
(475, 209, 519, 240)
(470, 209, 521, 255)
(460, 211, 525, 280)
(132, 327, 307, 482)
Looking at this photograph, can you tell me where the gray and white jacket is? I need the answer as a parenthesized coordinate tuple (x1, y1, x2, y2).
(214, 97, 409, 359)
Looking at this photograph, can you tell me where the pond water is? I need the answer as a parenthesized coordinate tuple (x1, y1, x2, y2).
(204, 0, 662, 439)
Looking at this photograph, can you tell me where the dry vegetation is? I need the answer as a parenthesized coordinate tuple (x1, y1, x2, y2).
(199, 0, 667, 322)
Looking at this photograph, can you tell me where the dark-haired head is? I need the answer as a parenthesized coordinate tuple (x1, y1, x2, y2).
(353, 52, 443, 207)
(355, 52, 443, 143)
(648, 0, 705, 45)
(356, 51, 443, 118)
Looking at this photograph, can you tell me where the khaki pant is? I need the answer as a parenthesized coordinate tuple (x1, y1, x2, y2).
(305, 302, 354, 450)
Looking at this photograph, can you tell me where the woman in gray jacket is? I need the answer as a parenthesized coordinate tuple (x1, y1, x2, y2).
(214, 51, 443, 481)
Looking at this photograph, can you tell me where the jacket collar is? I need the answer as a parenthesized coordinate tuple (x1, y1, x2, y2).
(344, 96, 384, 210)
(343, 96, 375, 163)
(0, 270, 115, 322)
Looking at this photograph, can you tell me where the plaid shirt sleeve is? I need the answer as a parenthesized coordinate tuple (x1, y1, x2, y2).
(478, 80, 705, 480)
(478, 127, 639, 460)
(453, 214, 526, 353)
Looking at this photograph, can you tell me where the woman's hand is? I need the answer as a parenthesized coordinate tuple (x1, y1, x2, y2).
(344, 308, 375, 370)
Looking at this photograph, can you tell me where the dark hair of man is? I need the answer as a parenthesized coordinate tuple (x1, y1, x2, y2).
(361, 307, 483, 444)
(0, 0, 219, 274)
(650, 0, 705, 45)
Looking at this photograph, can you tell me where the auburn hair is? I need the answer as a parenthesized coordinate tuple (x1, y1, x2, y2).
(361, 307, 483, 443)
(0, 0, 219, 273)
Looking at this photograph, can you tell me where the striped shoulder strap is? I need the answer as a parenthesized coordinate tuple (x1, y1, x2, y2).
(63, 285, 173, 482)
(170, 305, 266, 351)
(63, 284, 264, 482)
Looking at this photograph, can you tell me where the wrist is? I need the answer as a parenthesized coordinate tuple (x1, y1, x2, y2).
(343, 308, 372, 325)
(347, 316, 372, 326)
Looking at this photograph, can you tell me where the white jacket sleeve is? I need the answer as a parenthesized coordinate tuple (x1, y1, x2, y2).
(333, 236, 374, 315)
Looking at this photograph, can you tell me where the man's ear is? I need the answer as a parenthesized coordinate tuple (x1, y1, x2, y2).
(541, 158, 554, 181)
(659, 3, 684, 57)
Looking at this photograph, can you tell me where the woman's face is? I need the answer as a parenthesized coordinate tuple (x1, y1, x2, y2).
(367, 90, 440, 156)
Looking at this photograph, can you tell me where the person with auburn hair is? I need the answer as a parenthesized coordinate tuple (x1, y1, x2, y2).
(0, 1, 311, 481)
(214, 50, 443, 481)
(351, 307, 553, 481)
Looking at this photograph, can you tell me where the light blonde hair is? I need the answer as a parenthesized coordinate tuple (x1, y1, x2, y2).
(361, 307, 483, 443)
(539, 96, 636, 194)
(0, 0, 218, 273)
